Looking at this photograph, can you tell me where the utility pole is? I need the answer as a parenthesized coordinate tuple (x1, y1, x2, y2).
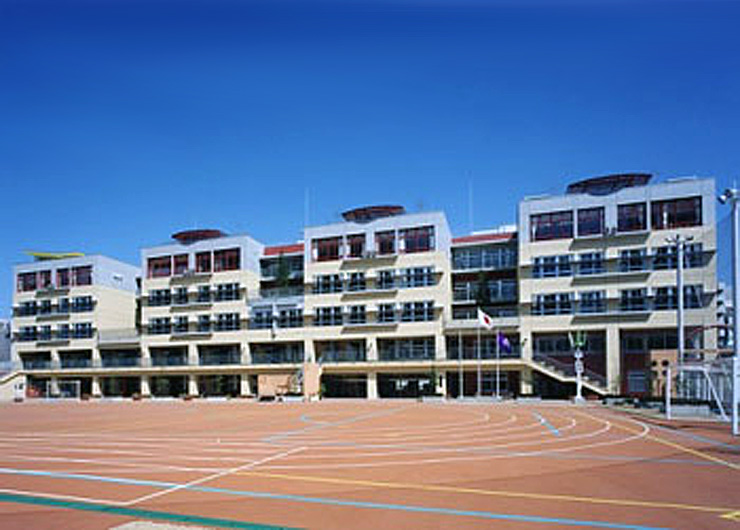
(719, 188, 740, 435)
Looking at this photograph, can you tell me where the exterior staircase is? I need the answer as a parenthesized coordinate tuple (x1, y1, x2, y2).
(529, 354, 609, 396)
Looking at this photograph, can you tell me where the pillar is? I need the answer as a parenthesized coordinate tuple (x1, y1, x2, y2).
(241, 344, 251, 365)
(304, 340, 315, 363)
(188, 344, 198, 366)
(366, 338, 378, 362)
(519, 368, 533, 396)
(91, 376, 101, 398)
(140, 375, 151, 398)
(367, 372, 378, 399)
(240, 373, 253, 397)
(437, 370, 447, 397)
(49, 377, 60, 397)
(142, 347, 152, 368)
(50, 350, 60, 370)
(606, 327, 621, 394)
(188, 374, 199, 397)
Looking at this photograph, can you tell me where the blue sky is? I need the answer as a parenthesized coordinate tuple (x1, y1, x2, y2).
(1, 0, 739, 315)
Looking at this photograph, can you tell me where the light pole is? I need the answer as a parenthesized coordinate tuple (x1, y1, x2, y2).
(666, 233, 693, 397)
(719, 188, 740, 436)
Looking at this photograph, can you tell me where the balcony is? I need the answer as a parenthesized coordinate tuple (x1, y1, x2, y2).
(97, 329, 140, 347)
(199, 353, 242, 366)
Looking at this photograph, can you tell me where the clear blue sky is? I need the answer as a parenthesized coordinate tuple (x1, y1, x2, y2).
(1, 0, 739, 316)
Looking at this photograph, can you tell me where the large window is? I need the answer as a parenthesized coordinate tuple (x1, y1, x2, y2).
(530, 211, 574, 241)
(654, 285, 703, 310)
(375, 231, 396, 255)
(378, 303, 397, 323)
(532, 293, 573, 315)
(315, 306, 343, 326)
(653, 243, 703, 270)
(577, 207, 604, 237)
(533, 255, 572, 278)
(17, 272, 36, 292)
(377, 270, 395, 290)
(173, 254, 189, 275)
(38, 270, 52, 289)
(347, 305, 366, 325)
(617, 203, 647, 232)
(214, 248, 240, 272)
(277, 308, 303, 328)
(347, 234, 366, 258)
(72, 296, 94, 312)
(619, 248, 647, 272)
(620, 288, 648, 312)
(400, 226, 434, 253)
(578, 252, 604, 275)
(149, 289, 171, 306)
(578, 291, 606, 314)
(400, 301, 435, 322)
(378, 337, 435, 361)
(72, 322, 93, 339)
(196, 252, 212, 273)
(452, 246, 517, 270)
(314, 237, 342, 262)
(250, 307, 273, 329)
(214, 283, 240, 301)
(347, 272, 366, 292)
(148, 257, 171, 278)
(57, 268, 70, 287)
(651, 196, 702, 229)
(398, 267, 435, 288)
(314, 274, 343, 294)
(215, 313, 240, 331)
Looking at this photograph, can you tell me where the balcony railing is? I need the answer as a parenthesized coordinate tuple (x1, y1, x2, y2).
(199, 354, 242, 366)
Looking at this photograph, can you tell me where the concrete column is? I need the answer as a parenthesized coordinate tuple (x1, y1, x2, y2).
(188, 374, 199, 397)
(142, 347, 152, 368)
(50, 350, 60, 370)
(188, 344, 198, 366)
(91, 376, 101, 398)
(434, 333, 446, 361)
(366, 338, 378, 362)
(140, 375, 151, 397)
(240, 374, 252, 397)
(91, 347, 101, 368)
(241, 344, 251, 365)
(520, 330, 533, 362)
(367, 372, 378, 399)
(49, 377, 60, 397)
(437, 370, 447, 397)
(304, 340, 315, 363)
(519, 368, 533, 396)
(606, 327, 621, 394)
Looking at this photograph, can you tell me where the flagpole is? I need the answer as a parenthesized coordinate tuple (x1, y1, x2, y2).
(477, 325, 482, 398)
(496, 328, 500, 399)
(458, 329, 463, 399)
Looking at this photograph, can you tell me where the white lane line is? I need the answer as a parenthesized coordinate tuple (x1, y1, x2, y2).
(0, 487, 124, 506)
(122, 445, 307, 506)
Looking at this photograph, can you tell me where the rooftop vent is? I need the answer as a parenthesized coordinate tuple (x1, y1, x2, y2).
(172, 229, 226, 244)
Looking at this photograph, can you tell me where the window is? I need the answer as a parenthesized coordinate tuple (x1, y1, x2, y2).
(38, 270, 52, 289)
(173, 287, 189, 305)
(619, 248, 647, 272)
(57, 268, 70, 287)
(347, 234, 365, 258)
(399, 267, 435, 288)
(378, 303, 396, 323)
(197, 285, 211, 302)
(73, 322, 93, 339)
(377, 270, 395, 290)
(58, 298, 69, 314)
(148, 289, 171, 307)
(347, 305, 366, 324)
(348, 272, 366, 292)
(215, 283, 240, 301)
(72, 266, 92, 286)
(400, 226, 434, 253)
(489, 279, 517, 302)
(277, 308, 303, 328)
(213, 248, 240, 272)
(531, 211, 574, 241)
(198, 315, 211, 332)
(375, 231, 396, 255)
(316, 307, 343, 326)
(314, 237, 342, 262)
(72, 296, 94, 312)
(685, 243, 703, 268)
(149, 318, 171, 335)
(654, 285, 703, 310)
(38, 300, 52, 315)
(533, 255, 572, 278)
(620, 289, 648, 312)
(453, 246, 517, 271)
(57, 324, 70, 340)
(378, 337, 435, 361)
(685, 285, 703, 308)
(578, 291, 606, 314)
(147, 257, 171, 278)
(251, 307, 273, 329)
(401, 301, 435, 322)
(577, 207, 604, 237)
(196, 252, 212, 273)
(173, 316, 189, 333)
(651, 196, 702, 229)
(315, 274, 343, 294)
(653, 246, 677, 270)
(532, 293, 573, 315)
(17, 272, 36, 292)
(174, 254, 189, 275)
(215, 313, 240, 331)
(17, 301, 37, 316)
(18, 326, 37, 341)
(627, 371, 647, 393)
(38, 325, 51, 341)
(617, 203, 647, 232)
(578, 252, 604, 275)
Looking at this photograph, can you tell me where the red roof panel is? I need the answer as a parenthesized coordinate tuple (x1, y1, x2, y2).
(264, 243, 304, 256)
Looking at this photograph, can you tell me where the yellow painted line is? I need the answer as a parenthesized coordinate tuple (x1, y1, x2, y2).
(576, 409, 740, 472)
(237, 470, 734, 516)
(721, 510, 740, 521)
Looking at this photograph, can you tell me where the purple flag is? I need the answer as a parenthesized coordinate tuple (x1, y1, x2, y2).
(497, 331, 512, 354)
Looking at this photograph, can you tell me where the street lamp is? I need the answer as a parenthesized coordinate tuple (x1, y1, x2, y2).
(718, 188, 740, 435)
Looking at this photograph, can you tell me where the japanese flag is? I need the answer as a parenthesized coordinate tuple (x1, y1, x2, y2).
(478, 308, 494, 330)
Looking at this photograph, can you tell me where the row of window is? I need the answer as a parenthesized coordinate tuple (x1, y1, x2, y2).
(147, 248, 240, 278)
(17, 323, 93, 342)
(532, 244, 703, 278)
(452, 246, 517, 271)
(315, 301, 436, 326)
(312, 226, 435, 262)
(313, 267, 436, 294)
(452, 279, 517, 303)
(530, 197, 702, 242)
(531, 285, 704, 315)
(17, 266, 93, 292)
(148, 313, 241, 334)
(15, 296, 95, 317)
(148, 284, 241, 306)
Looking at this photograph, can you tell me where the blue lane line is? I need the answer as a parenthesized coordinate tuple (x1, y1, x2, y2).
(534, 412, 561, 437)
(0, 467, 668, 530)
